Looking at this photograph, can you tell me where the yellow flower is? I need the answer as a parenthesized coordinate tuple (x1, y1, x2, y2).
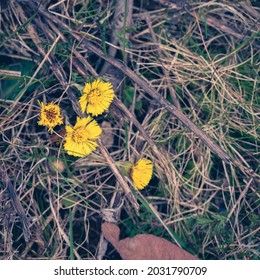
(38, 101, 63, 132)
(130, 159, 153, 190)
(79, 79, 115, 116)
(64, 116, 102, 157)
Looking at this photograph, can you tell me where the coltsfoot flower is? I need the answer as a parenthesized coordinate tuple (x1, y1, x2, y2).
(117, 159, 153, 190)
(38, 101, 63, 132)
(64, 116, 102, 157)
(130, 159, 153, 190)
(79, 79, 115, 116)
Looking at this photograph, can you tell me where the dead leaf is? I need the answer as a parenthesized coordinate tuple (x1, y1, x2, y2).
(102, 222, 198, 260)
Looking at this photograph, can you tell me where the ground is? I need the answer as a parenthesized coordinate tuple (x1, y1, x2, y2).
(0, 0, 259, 260)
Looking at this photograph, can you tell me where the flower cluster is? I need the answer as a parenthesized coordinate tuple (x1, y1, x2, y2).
(38, 78, 153, 190)
(38, 79, 114, 157)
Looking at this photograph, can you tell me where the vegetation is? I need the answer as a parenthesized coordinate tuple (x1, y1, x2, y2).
(0, 0, 259, 260)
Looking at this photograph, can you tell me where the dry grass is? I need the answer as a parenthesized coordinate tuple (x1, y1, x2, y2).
(0, 0, 259, 260)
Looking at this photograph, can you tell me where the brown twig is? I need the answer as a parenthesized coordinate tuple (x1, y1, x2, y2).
(0, 69, 21, 77)
(97, 139, 139, 212)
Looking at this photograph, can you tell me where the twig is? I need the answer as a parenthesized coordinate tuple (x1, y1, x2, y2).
(97, 139, 139, 212)
(0, 69, 21, 77)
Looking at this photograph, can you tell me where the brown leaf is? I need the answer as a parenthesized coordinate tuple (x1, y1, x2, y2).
(102, 223, 198, 260)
